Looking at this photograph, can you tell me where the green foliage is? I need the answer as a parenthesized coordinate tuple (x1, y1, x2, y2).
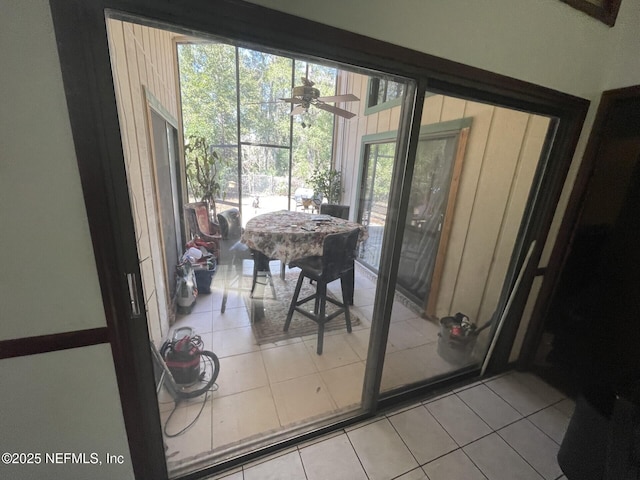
(365, 142, 395, 203)
(183, 136, 230, 215)
(178, 42, 337, 199)
(308, 168, 342, 204)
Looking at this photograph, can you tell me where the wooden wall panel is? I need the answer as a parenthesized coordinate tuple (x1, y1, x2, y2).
(441, 96, 466, 122)
(450, 108, 529, 323)
(389, 105, 401, 131)
(377, 107, 391, 132)
(436, 101, 495, 316)
(477, 115, 550, 325)
(107, 19, 180, 343)
(422, 95, 443, 125)
(366, 112, 379, 135)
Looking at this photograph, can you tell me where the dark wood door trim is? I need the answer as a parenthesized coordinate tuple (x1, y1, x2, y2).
(48, 2, 168, 479)
(0, 328, 109, 360)
(518, 85, 640, 369)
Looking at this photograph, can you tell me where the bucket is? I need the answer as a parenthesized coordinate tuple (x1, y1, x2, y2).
(193, 258, 217, 294)
(437, 313, 478, 365)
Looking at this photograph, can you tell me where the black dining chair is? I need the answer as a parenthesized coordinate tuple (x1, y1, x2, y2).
(319, 204, 350, 220)
(284, 228, 360, 354)
(217, 208, 275, 313)
(319, 204, 354, 305)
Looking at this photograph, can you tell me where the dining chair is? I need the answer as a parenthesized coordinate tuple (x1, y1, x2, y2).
(217, 208, 275, 313)
(319, 204, 350, 220)
(318, 204, 354, 305)
(284, 228, 360, 354)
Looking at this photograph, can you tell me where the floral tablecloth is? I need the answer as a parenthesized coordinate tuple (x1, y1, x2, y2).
(242, 210, 368, 264)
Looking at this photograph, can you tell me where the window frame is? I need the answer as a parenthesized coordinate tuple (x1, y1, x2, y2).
(364, 77, 405, 115)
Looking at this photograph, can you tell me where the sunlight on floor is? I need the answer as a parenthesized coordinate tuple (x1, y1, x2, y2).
(159, 262, 459, 473)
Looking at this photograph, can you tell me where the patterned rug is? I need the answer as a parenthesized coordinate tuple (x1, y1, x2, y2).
(246, 270, 360, 345)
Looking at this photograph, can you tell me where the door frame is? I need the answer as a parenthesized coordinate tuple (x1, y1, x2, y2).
(423, 125, 470, 317)
(47, 0, 589, 478)
(518, 85, 640, 368)
(145, 88, 185, 333)
(355, 120, 470, 316)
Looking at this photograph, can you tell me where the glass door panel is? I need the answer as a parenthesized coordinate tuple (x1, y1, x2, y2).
(381, 93, 552, 393)
(109, 15, 414, 476)
(397, 133, 459, 305)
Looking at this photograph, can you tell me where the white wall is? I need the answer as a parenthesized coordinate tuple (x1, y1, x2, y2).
(2, 0, 639, 477)
(1, 2, 134, 479)
(0, 0, 106, 340)
(603, 0, 640, 90)
(0, 345, 135, 480)
(246, 0, 618, 99)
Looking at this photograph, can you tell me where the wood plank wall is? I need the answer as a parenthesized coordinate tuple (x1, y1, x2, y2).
(335, 72, 550, 327)
(106, 19, 180, 343)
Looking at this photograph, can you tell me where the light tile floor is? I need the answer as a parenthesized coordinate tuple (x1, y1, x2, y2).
(159, 263, 501, 473)
(206, 371, 573, 480)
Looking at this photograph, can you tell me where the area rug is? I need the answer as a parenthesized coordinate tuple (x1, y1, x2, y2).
(245, 270, 360, 345)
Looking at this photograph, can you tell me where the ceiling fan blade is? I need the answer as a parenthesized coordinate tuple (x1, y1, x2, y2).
(314, 103, 356, 119)
(290, 105, 306, 116)
(316, 93, 359, 103)
(279, 97, 303, 104)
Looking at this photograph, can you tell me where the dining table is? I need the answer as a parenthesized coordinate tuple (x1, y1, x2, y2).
(241, 210, 368, 304)
(242, 210, 368, 264)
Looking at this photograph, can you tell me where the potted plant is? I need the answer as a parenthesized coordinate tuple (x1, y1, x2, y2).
(184, 136, 229, 219)
(308, 167, 342, 205)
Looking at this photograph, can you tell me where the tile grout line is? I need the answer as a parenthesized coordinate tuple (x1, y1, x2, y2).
(476, 375, 568, 478)
(482, 376, 537, 417)
(454, 389, 505, 432)
(294, 447, 310, 480)
(421, 382, 540, 479)
(385, 408, 425, 475)
(423, 399, 466, 450)
(457, 447, 490, 480)
(523, 411, 564, 447)
(493, 426, 553, 480)
(343, 426, 372, 480)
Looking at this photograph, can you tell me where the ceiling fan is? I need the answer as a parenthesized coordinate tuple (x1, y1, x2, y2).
(280, 76, 359, 120)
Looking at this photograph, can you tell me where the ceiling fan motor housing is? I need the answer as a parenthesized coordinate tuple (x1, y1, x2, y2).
(292, 85, 320, 101)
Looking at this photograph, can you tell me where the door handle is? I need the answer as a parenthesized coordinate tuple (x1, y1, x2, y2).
(126, 273, 141, 317)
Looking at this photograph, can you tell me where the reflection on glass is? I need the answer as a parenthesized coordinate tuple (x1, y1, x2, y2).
(368, 77, 405, 108)
(357, 141, 395, 270)
(381, 94, 551, 394)
(397, 134, 458, 305)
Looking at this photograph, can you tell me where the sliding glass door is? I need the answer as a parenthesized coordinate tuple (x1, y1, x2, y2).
(380, 93, 553, 394)
(123, 24, 555, 469)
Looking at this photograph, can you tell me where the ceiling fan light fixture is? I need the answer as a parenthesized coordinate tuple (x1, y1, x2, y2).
(281, 76, 360, 120)
(292, 85, 320, 100)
